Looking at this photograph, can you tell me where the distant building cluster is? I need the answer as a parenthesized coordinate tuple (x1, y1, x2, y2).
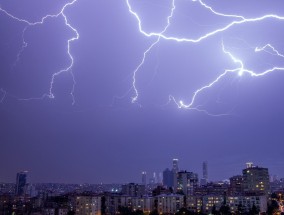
(0, 160, 284, 214)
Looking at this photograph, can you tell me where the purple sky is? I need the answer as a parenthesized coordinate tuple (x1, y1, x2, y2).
(1, 0, 284, 183)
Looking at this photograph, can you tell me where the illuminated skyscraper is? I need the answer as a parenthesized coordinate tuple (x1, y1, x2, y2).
(142, 171, 147, 185)
(172, 159, 179, 173)
(15, 171, 28, 196)
(172, 159, 179, 192)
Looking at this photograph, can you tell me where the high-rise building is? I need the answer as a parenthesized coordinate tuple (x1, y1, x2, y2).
(121, 183, 146, 197)
(203, 161, 208, 181)
(142, 171, 147, 185)
(177, 171, 199, 196)
(15, 171, 28, 196)
(172, 159, 179, 192)
(153, 172, 158, 184)
(200, 161, 208, 186)
(242, 163, 270, 195)
(163, 168, 174, 188)
(172, 159, 179, 173)
(158, 172, 163, 184)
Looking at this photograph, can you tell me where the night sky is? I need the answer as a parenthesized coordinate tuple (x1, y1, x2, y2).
(1, 0, 284, 184)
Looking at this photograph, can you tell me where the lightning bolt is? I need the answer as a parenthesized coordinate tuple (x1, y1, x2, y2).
(127, 0, 284, 43)
(177, 41, 284, 109)
(1, 1, 283, 110)
(127, 0, 176, 104)
(255, 44, 284, 59)
(126, 0, 284, 113)
(0, 0, 79, 104)
(191, 0, 245, 20)
(11, 27, 28, 71)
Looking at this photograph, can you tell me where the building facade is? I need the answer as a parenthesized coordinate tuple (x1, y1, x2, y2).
(200, 161, 208, 186)
(156, 194, 184, 214)
(121, 183, 146, 197)
(15, 171, 28, 196)
(242, 164, 270, 195)
(141, 172, 147, 186)
(163, 168, 174, 188)
(75, 195, 101, 215)
(227, 195, 267, 213)
(229, 175, 244, 195)
(177, 171, 198, 196)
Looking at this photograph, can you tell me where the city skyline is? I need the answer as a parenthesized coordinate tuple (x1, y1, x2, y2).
(1, 0, 284, 184)
(1, 161, 282, 214)
(2, 160, 282, 185)
(2, 161, 277, 186)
